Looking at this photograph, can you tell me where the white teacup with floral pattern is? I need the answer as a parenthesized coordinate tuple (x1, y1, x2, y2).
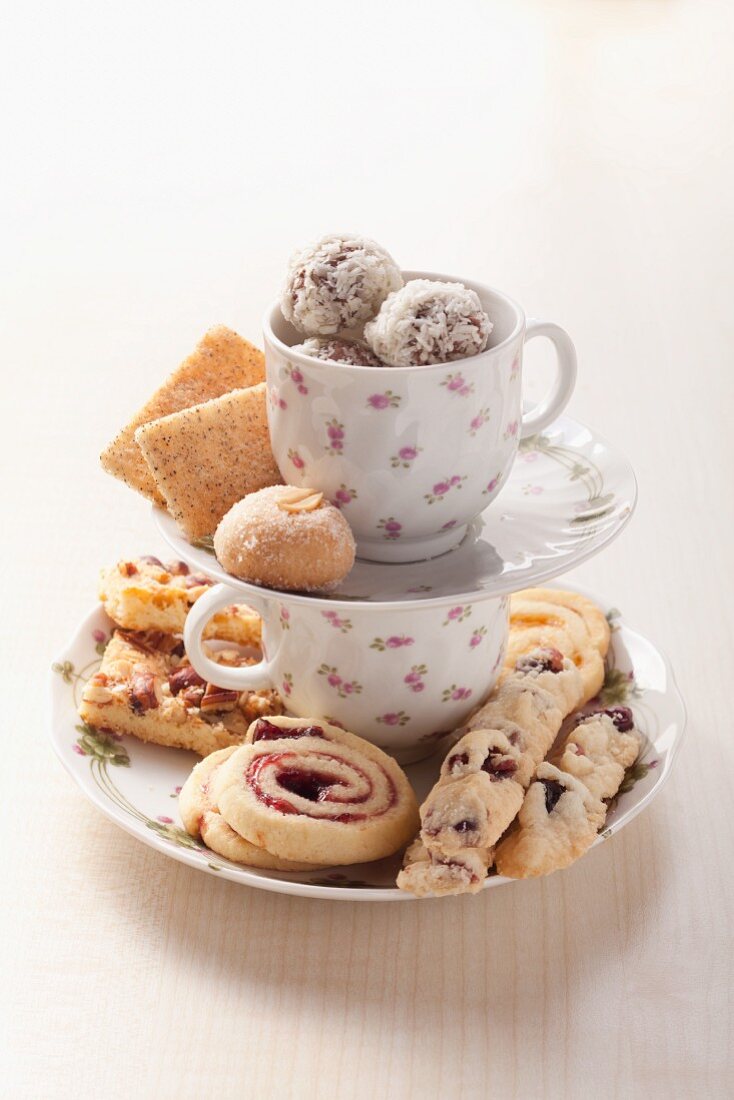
(263, 270, 577, 564)
(184, 584, 509, 764)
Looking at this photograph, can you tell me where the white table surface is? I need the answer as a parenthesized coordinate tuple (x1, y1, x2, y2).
(4, 1, 733, 1096)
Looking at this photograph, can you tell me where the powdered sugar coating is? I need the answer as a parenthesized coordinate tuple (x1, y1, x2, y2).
(364, 279, 493, 367)
(214, 485, 356, 592)
(281, 234, 403, 336)
(293, 337, 385, 368)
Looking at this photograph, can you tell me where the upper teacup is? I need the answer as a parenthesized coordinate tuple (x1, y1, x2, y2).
(263, 271, 577, 564)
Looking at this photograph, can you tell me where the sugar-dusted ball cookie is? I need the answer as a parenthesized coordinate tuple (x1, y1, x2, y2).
(281, 233, 403, 336)
(293, 336, 385, 367)
(214, 485, 356, 591)
(364, 279, 493, 367)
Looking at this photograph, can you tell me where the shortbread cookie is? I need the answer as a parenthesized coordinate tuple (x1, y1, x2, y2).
(396, 839, 491, 898)
(135, 383, 282, 539)
(555, 707, 640, 801)
(214, 485, 356, 592)
(506, 590, 608, 702)
(494, 763, 605, 878)
(101, 327, 265, 504)
(79, 629, 282, 756)
(179, 748, 314, 870)
(99, 556, 261, 644)
(214, 716, 419, 866)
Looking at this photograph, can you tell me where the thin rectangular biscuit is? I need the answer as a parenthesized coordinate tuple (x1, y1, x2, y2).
(100, 327, 265, 504)
(135, 383, 282, 539)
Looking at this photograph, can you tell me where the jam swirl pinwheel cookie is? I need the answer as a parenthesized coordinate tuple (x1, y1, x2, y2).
(179, 747, 315, 870)
(214, 716, 419, 866)
(493, 764, 605, 879)
(396, 840, 493, 898)
(505, 588, 610, 704)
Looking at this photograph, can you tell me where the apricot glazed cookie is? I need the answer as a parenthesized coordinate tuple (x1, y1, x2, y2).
(214, 485, 356, 591)
(212, 716, 419, 866)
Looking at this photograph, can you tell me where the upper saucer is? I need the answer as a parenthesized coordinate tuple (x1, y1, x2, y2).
(154, 413, 636, 608)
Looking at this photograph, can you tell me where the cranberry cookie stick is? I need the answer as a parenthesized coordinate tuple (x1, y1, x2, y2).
(494, 708, 641, 879)
(419, 649, 583, 855)
(397, 648, 583, 897)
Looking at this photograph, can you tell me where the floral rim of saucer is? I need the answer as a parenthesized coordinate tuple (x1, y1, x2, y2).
(50, 591, 684, 902)
(154, 413, 637, 608)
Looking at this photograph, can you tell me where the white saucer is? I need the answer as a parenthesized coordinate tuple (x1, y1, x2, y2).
(154, 413, 636, 606)
(50, 590, 684, 902)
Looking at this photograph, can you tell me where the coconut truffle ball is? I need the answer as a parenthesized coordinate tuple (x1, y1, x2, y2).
(293, 336, 385, 367)
(281, 234, 403, 336)
(364, 279, 493, 367)
(214, 485, 356, 592)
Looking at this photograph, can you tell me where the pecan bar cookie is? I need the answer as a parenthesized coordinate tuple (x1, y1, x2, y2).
(99, 556, 261, 644)
(78, 629, 282, 756)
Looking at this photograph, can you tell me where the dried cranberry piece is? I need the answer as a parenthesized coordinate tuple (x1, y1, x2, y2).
(185, 572, 213, 589)
(139, 555, 164, 568)
(168, 666, 206, 695)
(515, 647, 564, 674)
(481, 754, 518, 781)
(603, 705, 634, 732)
(453, 819, 476, 835)
(167, 560, 190, 575)
(541, 779, 566, 813)
(447, 752, 469, 773)
(251, 719, 325, 742)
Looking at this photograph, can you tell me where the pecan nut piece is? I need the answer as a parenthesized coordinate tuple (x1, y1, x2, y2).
(168, 665, 206, 696)
(200, 683, 239, 713)
(129, 670, 160, 713)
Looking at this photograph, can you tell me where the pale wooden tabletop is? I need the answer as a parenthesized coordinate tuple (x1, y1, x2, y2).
(5, 1, 733, 1097)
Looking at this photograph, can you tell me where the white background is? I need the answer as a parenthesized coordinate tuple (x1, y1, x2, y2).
(3, 1, 734, 1097)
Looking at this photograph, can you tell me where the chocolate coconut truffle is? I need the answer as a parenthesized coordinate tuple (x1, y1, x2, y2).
(281, 234, 403, 336)
(364, 279, 493, 367)
(293, 336, 385, 367)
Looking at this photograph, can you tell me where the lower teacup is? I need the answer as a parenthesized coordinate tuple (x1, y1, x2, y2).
(184, 584, 509, 764)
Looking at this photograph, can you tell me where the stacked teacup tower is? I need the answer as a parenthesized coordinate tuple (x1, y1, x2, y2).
(181, 234, 588, 766)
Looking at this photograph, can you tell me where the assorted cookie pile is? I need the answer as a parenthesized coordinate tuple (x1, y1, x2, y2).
(83, 232, 644, 896)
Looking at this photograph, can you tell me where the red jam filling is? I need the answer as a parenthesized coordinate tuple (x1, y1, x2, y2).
(251, 719, 326, 742)
(515, 647, 564, 675)
(246, 750, 395, 822)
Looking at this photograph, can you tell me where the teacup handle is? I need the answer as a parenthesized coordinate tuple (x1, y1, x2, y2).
(183, 583, 278, 692)
(520, 320, 578, 439)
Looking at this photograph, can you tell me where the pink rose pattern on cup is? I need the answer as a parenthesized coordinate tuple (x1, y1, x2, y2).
(367, 391, 401, 410)
(376, 710, 410, 727)
(279, 607, 291, 630)
(321, 610, 352, 634)
(468, 407, 490, 436)
(288, 448, 305, 470)
(378, 517, 402, 540)
(441, 685, 473, 703)
(443, 605, 472, 626)
(424, 474, 466, 505)
(440, 371, 474, 397)
(503, 420, 519, 441)
(269, 386, 287, 410)
(523, 484, 544, 496)
(317, 664, 363, 698)
(370, 634, 415, 652)
(324, 418, 346, 455)
(281, 672, 293, 697)
(404, 664, 428, 692)
(470, 626, 487, 648)
(331, 484, 357, 509)
(284, 363, 308, 395)
(390, 444, 422, 469)
(482, 472, 502, 495)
